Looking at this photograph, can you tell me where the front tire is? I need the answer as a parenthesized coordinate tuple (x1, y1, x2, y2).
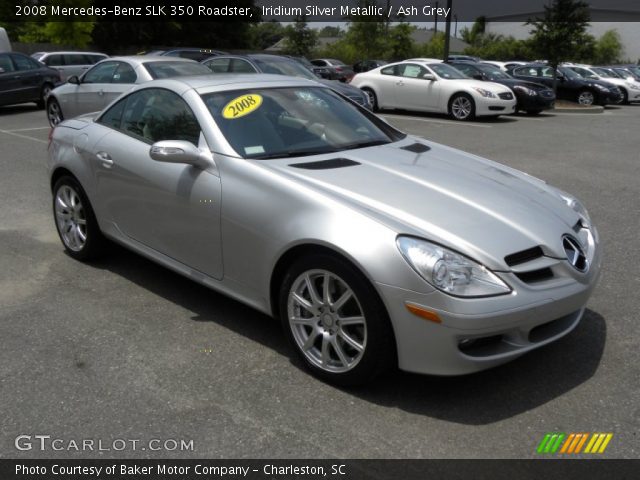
(449, 93, 476, 121)
(279, 254, 395, 386)
(52, 176, 107, 261)
(620, 88, 629, 105)
(577, 89, 595, 106)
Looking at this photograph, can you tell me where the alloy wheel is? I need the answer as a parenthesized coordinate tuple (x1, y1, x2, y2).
(287, 269, 367, 373)
(54, 185, 87, 252)
(578, 91, 595, 105)
(451, 96, 473, 119)
(47, 100, 62, 126)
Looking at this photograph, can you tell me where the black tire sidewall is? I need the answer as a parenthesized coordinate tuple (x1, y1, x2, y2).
(52, 176, 105, 261)
(278, 253, 396, 386)
(363, 88, 378, 112)
(450, 93, 476, 121)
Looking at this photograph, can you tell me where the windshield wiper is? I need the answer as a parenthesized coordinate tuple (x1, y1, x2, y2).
(340, 139, 390, 150)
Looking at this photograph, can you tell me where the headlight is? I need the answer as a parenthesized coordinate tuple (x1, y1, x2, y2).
(396, 236, 511, 297)
(513, 85, 537, 96)
(559, 193, 591, 227)
(472, 87, 496, 98)
(594, 84, 609, 91)
(627, 82, 640, 90)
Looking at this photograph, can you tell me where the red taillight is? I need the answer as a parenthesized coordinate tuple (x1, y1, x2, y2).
(335, 66, 343, 71)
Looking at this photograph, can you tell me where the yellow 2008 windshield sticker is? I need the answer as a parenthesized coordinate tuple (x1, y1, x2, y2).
(222, 94, 263, 119)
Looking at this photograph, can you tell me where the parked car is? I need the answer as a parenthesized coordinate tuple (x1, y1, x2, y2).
(481, 60, 527, 72)
(0, 26, 10, 52)
(143, 48, 227, 62)
(47, 75, 601, 385)
(508, 64, 622, 106)
(201, 54, 372, 109)
(46, 56, 212, 127)
(351, 60, 516, 120)
(353, 59, 388, 73)
(286, 55, 331, 79)
(450, 61, 555, 114)
(564, 64, 640, 104)
(0, 52, 61, 108)
(310, 58, 355, 82)
(607, 65, 640, 82)
(31, 51, 108, 82)
(447, 55, 481, 62)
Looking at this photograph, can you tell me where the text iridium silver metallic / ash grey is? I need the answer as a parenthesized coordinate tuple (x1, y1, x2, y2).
(47, 74, 601, 385)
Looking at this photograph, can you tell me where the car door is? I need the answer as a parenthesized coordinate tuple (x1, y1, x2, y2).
(10, 53, 42, 102)
(0, 53, 21, 105)
(395, 63, 440, 111)
(374, 64, 401, 107)
(65, 60, 119, 117)
(102, 61, 138, 105)
(92, 88, 223, 279)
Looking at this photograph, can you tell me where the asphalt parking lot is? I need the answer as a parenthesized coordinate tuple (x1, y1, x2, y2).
(1, 104, 638, 459)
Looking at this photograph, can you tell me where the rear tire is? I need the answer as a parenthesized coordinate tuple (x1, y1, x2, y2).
(36, 83, 53, 109)
(279, 253, 396, 386)
(52, 176, 107, 261)
(449, 93, 476, 121)
(47, 97, 64, 127)
(362, 88, 378, 112)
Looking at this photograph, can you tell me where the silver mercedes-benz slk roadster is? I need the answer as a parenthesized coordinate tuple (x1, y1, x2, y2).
(48, 74, 602, 385)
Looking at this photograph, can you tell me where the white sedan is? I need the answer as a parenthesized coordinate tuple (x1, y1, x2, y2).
(351, 60, 517, 121)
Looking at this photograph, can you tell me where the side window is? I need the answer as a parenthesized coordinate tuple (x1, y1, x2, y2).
(454, 64, 475, 77)
(119, 89, 201, 145)
(399, 64, 426, 79)
(64, 54, 87, 66)
(97, 97, 127, 129)
(12, 54, 37, 71)
(45, 54, 64, 66)
(381, 65, 398, 76)
(112, 62, 137, 84)
(230, 59, 256, 73)
(83, 61, 118, 83)
(0, 54, 15, 72)
(205, 58, 231, 73)
(541, 67, 554, 78)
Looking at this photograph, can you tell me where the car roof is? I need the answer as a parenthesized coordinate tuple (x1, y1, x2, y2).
(36, 51, 107, 56)
(102, 56, 197, 66)
(133, 73, 325, 94)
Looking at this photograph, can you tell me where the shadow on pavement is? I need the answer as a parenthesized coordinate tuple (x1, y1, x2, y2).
(90, 243, 606, 425)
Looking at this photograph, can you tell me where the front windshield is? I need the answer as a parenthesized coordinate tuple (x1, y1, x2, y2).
(144, 61, 212, 79)
(592, 67, 618, 78)
(201, 87, 403, 159)
(253, 57, 318, 80)
(477, 64, 510, 79)
(429, 63, 468, 80)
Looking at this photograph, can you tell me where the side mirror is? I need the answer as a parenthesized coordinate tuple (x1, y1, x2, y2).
(68, 75, 80, 85)
(150, 140, 210, 168)
(422, 73, 436, 81)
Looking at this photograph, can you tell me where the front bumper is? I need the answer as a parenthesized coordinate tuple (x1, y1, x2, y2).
(517, 92, 555, 111)
(475, 98, 517, 116)
(379, 232, 602, 375)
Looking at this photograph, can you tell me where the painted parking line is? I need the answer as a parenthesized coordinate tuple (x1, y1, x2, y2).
(380, 114, 492, 128)
(0, 129, 48, 145)
(4, 126, 51, 132)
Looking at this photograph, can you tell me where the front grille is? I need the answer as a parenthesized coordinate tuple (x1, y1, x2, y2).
(505, 246, 544, 266)
(499, 92, 514, 100)
(540, 90, 554, 98)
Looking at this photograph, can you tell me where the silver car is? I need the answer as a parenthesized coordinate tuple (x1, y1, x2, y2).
(48, 75, 602, 385)
(31, 51, 108, 82)
(45, 56, 212, 127)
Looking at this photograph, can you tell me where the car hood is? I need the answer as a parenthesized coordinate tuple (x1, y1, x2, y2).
(492, 78, 552, 91)
(317, 78, 364, 97)
(260, 138, 580, 270)
(456, 79, 512, 93)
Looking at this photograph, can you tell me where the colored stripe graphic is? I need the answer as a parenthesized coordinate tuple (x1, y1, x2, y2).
(539, 433, 613, 454)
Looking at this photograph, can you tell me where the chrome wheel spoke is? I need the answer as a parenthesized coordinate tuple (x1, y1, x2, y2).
(332, 289, 353, 311)
(338, 315, 365, 326)
(292, 292, 316, 315)
(321, 335, 331, 366)
(303, 329, 320, 351)
(322, 273, 331, 304)
(304, 273, 322, 307)
(331, 336, 350, 367)
(54, 184, 87, 252)
(339, 329, 364, 352)
(291, 316, 314, 327)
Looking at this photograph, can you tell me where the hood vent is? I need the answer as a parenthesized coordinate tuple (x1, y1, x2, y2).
(289, 158, 361, 170)
(504, 246, 544, 267)
(400, 143, 431, 153)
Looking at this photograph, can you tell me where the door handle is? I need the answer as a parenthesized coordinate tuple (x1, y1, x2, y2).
(98, 89, 104, 96)
(396, 81, 404, 86)
(96, 151, 113, 167)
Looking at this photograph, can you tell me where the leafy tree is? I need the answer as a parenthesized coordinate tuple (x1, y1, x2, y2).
(343, 1, 387, 59)
(417, 32, 446, 59)
(460, 17, 486, 46)
(282, 16, 317, 57)
(249, 20, 285, 50)
(386, 23, 416, 61)
(592, 30, 623, 64)
(527, 0, 591, 90)
(318, 26, 344, 38)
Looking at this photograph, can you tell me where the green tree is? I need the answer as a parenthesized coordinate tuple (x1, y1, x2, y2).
(386, 23, 416, 61)
(318, 26, 344, 38)
(527, 0, 591, 91)
(249, 20, 285, 50)
(592, 30, 623, 64)
(343, 1, 387, 59)
(282, 16, 317, 57)
(460, 17, 486, 46)
(416, 32, 446, 59)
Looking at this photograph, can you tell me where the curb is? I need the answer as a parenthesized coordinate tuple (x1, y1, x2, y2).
(551, 105, 604, 114)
